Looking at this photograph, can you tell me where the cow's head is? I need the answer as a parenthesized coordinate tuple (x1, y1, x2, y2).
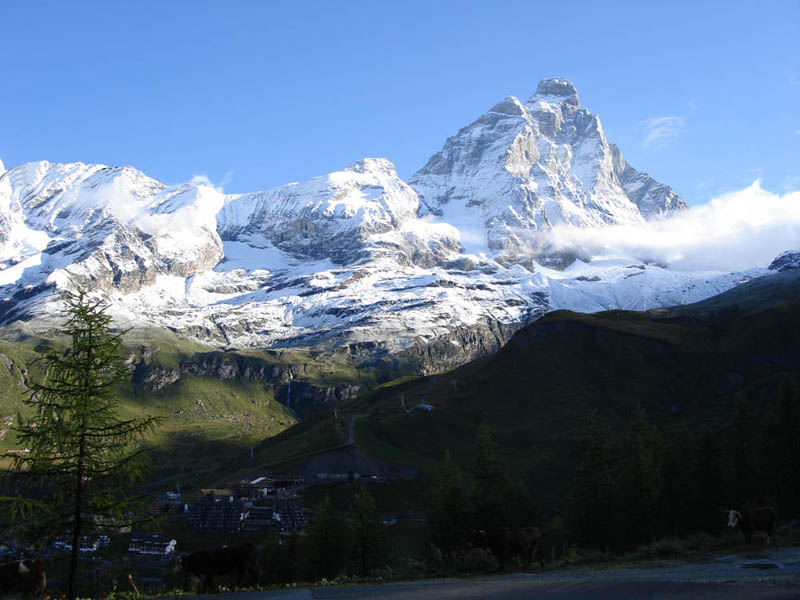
(727, 509, 741, 528)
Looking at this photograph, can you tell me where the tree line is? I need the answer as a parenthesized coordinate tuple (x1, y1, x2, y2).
(426, 377, 799, 560)
(257, 485, 389, 583)
(571, 378, 800, 550)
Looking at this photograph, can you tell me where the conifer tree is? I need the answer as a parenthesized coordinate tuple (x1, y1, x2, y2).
(571, 410, 614, 548)
(728, 391, 756, 504)
(427, 450, 470, 562)
(660, 426, 692, 536)
(277, 529, 301, 583)
(626, 402, 663, 543)
(472, 423, 512, 531)
(763, 376, 800, 509)
(305, 494, 350, 580)
(4, 290, 158, 600)
(689, 431, 725, 534)
(350, 484, 387, 578)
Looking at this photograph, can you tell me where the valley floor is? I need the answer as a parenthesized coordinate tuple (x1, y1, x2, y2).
(179, 546, 800, 599)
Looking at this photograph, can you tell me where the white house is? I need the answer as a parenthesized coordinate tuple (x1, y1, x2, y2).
(128, 533, 177, 557)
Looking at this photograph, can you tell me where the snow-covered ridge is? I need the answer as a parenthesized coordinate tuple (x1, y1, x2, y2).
(218, 158, 424, 264)
(0, 79, 771, 369)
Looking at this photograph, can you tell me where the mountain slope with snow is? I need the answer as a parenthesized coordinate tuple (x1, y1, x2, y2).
(0, 80, 775, 372)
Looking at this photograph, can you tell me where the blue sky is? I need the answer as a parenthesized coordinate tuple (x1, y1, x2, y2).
(1, 0, 798, 205)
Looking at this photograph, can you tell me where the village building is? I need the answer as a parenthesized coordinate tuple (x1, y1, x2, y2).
(275, 500, 310, 533)
(128, 533, 177, 558)
(53, 535, 110, 554)
(188, 494, 248, 532)
(223, 475, 305, 498)
(240, 505, 280, 532)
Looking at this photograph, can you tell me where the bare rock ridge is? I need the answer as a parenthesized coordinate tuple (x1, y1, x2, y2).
(0, 79, 778, 378)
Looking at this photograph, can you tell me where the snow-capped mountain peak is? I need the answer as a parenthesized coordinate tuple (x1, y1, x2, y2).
(217, 157, 420, 264)
(410, 77, 687, 266)
(0, 82, 766, 374)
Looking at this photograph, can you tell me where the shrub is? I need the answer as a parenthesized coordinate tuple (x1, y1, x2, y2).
(455, 548, 498, 573)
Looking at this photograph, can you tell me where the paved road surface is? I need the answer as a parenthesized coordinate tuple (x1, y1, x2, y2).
(198, 578, 798, 600)
(182, 546, 800, 600)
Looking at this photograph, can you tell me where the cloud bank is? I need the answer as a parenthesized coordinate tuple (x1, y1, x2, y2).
(641, 116, 687, 148)
(544, 181, 800, 272)
(190, 171, 233, 193)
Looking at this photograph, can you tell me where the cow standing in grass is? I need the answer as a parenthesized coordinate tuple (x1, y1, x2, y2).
(177, 543, 260, 592)
(728, 507, 777, 544)
(0, 558, 46, 599)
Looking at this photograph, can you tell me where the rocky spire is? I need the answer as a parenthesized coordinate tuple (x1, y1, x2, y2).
(529, 77, 579, 106)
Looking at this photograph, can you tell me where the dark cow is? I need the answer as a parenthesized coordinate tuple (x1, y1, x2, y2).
(0, 558, 46, 599)
(176, 543, 260, 592)
(728, 507, 777, 544)
(483, 526, 545, 570)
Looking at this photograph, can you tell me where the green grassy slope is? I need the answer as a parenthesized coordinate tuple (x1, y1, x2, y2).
(0, 325, 378, 482)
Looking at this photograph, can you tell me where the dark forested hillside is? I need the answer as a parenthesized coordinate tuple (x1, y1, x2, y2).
(354, 270, 800, 546)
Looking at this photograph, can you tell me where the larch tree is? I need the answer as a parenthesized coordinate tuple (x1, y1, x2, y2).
(3, 290, 158, 600)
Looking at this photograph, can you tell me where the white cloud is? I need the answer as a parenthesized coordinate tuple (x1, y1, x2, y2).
(641, 116, 687, 149)
(542, 181, 800, 272)
(190, 171, 234, 193)
(784, 175, 800, 192)
(190, 174, 220, 192)
(218, 170, 235, 190)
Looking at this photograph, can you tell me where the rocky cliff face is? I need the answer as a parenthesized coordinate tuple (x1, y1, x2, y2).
(131, 349, 361, 417)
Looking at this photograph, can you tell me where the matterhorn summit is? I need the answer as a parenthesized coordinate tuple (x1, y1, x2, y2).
(410, 78, 686, 266)
(531, 77, 581, 105)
